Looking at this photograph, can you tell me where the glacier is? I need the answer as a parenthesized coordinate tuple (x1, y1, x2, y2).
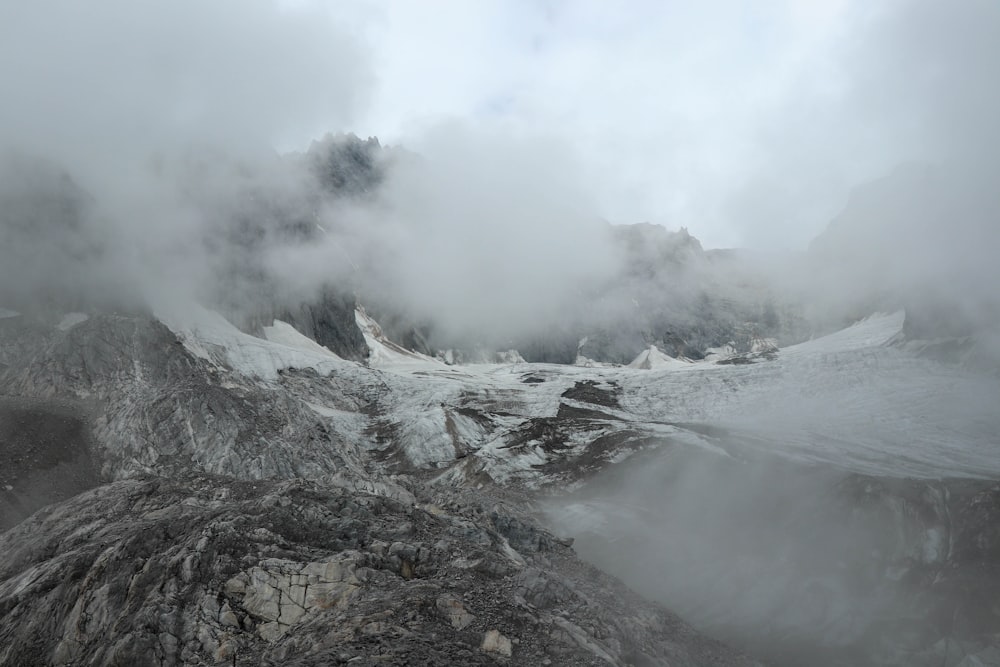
(1, 304, 998, 666)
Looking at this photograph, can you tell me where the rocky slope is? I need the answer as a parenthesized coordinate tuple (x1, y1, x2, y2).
(2, 302, 998, 666)
(2, 146, 998, 666)
(2, 474, 751, 666)
(0, 307, 762, 666)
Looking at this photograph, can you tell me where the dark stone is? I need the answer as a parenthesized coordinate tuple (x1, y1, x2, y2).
(279, 289, 369, 361)
(0, 402, 99, 531)
(560, 380, 620, 408)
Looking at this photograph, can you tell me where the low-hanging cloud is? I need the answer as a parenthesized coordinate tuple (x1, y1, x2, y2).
(0, 0, 370, 164)
(266, 122, 618, 343)
(0, 0, 370, 311)
(724, 0, 1000, 249)
(0, 0, 620, 349)
(1, 0, 998, 357)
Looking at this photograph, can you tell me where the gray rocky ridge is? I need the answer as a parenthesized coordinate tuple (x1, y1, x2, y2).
(2, 301, 999, 667)
(2, 145, 998, 666)
(0, 309, 762, 666)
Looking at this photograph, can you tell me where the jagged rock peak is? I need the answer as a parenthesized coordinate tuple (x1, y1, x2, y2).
(305, 132, 387, 197)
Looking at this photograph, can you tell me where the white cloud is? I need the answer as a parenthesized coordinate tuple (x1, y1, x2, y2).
(8, 1, 994, 251)
(355, 0, 998, 249)
(0, 0, 371, 172)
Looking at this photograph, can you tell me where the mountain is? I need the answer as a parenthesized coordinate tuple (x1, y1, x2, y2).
(0, 305, 763, 667)
(807, 161, 1000, 370)
(3, 300, 1000, 667)
(356, 219, 804, 368)
(1, 144, 998, 666)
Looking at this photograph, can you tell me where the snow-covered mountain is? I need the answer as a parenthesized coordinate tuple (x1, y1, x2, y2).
(0, 302, 768, 666)
(2, 299, 999, 666)
(2, 142, 999, 666)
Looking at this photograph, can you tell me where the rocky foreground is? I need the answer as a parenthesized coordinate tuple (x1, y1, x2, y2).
(1, 474, 754, 666)
(0, 309, 760, 666)
(1, 307, 999, 666)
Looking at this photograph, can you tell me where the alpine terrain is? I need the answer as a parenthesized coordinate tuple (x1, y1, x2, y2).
(1, 137, 999, 667)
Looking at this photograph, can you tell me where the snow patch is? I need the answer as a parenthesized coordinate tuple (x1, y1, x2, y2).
(155, 302, 347, 380)
(304, 402, 344, 418)
(575, 355, 615, 368)
(0, 308, 20, 319)
(396, 407, 457, 468)
(494, 349, 526, 364)
(263, 320, 341, 359)
(782, 311, 905, 357)
(355, 307, 441, 370)
(56, 312, 89, 331)
(628, 345, 692, 370)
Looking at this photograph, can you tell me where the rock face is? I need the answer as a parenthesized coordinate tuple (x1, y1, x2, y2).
(0, 472, 753, 666)
(305, 133, 387, 198)
(2, 475, 751, 666)
(277, 290, 369, 362)
(1, 304, 998, 666)
(0, 310, 761, 666)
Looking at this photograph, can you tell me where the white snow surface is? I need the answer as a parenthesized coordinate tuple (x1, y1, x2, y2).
(574, 355, 614, 368)
(262, 320, 341, 359)
(369, 310, 1000, 481)
(155, 303, 348, 380)
(56, 312, 89, 330)
(495, 349, 526, 364)
(619, 312, 1000, 478)
(628, 345, 692, 370)
(155, 304, 1000, 482)
(355, 307, 441, 369)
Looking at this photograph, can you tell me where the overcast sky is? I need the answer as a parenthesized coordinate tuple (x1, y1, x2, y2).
(2, 0, 997, 250)
(349, 0, 999, 249)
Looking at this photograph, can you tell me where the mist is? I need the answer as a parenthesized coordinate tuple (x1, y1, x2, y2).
(1, 3, 999, 666)
(0, 0, 369, 316)
(1, 0, 998, 358)
(267, 124, 618, 343)
(543, 445, 951, 666)
(0, 0, 369, 162)
(0, 2, 623, 344)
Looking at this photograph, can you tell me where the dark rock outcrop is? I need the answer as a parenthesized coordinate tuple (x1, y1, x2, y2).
(0, 400, 99, 531)
(277, 290, 369, 362)
(306, 133, 387, 198)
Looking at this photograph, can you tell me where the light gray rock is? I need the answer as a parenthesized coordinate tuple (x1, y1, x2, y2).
(481, 629, 513, 657)
(437, 595, 476, 630)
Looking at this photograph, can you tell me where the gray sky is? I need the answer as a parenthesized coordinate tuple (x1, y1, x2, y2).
(2, 0, 997, 251)
(344, 0, 1000, 249)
